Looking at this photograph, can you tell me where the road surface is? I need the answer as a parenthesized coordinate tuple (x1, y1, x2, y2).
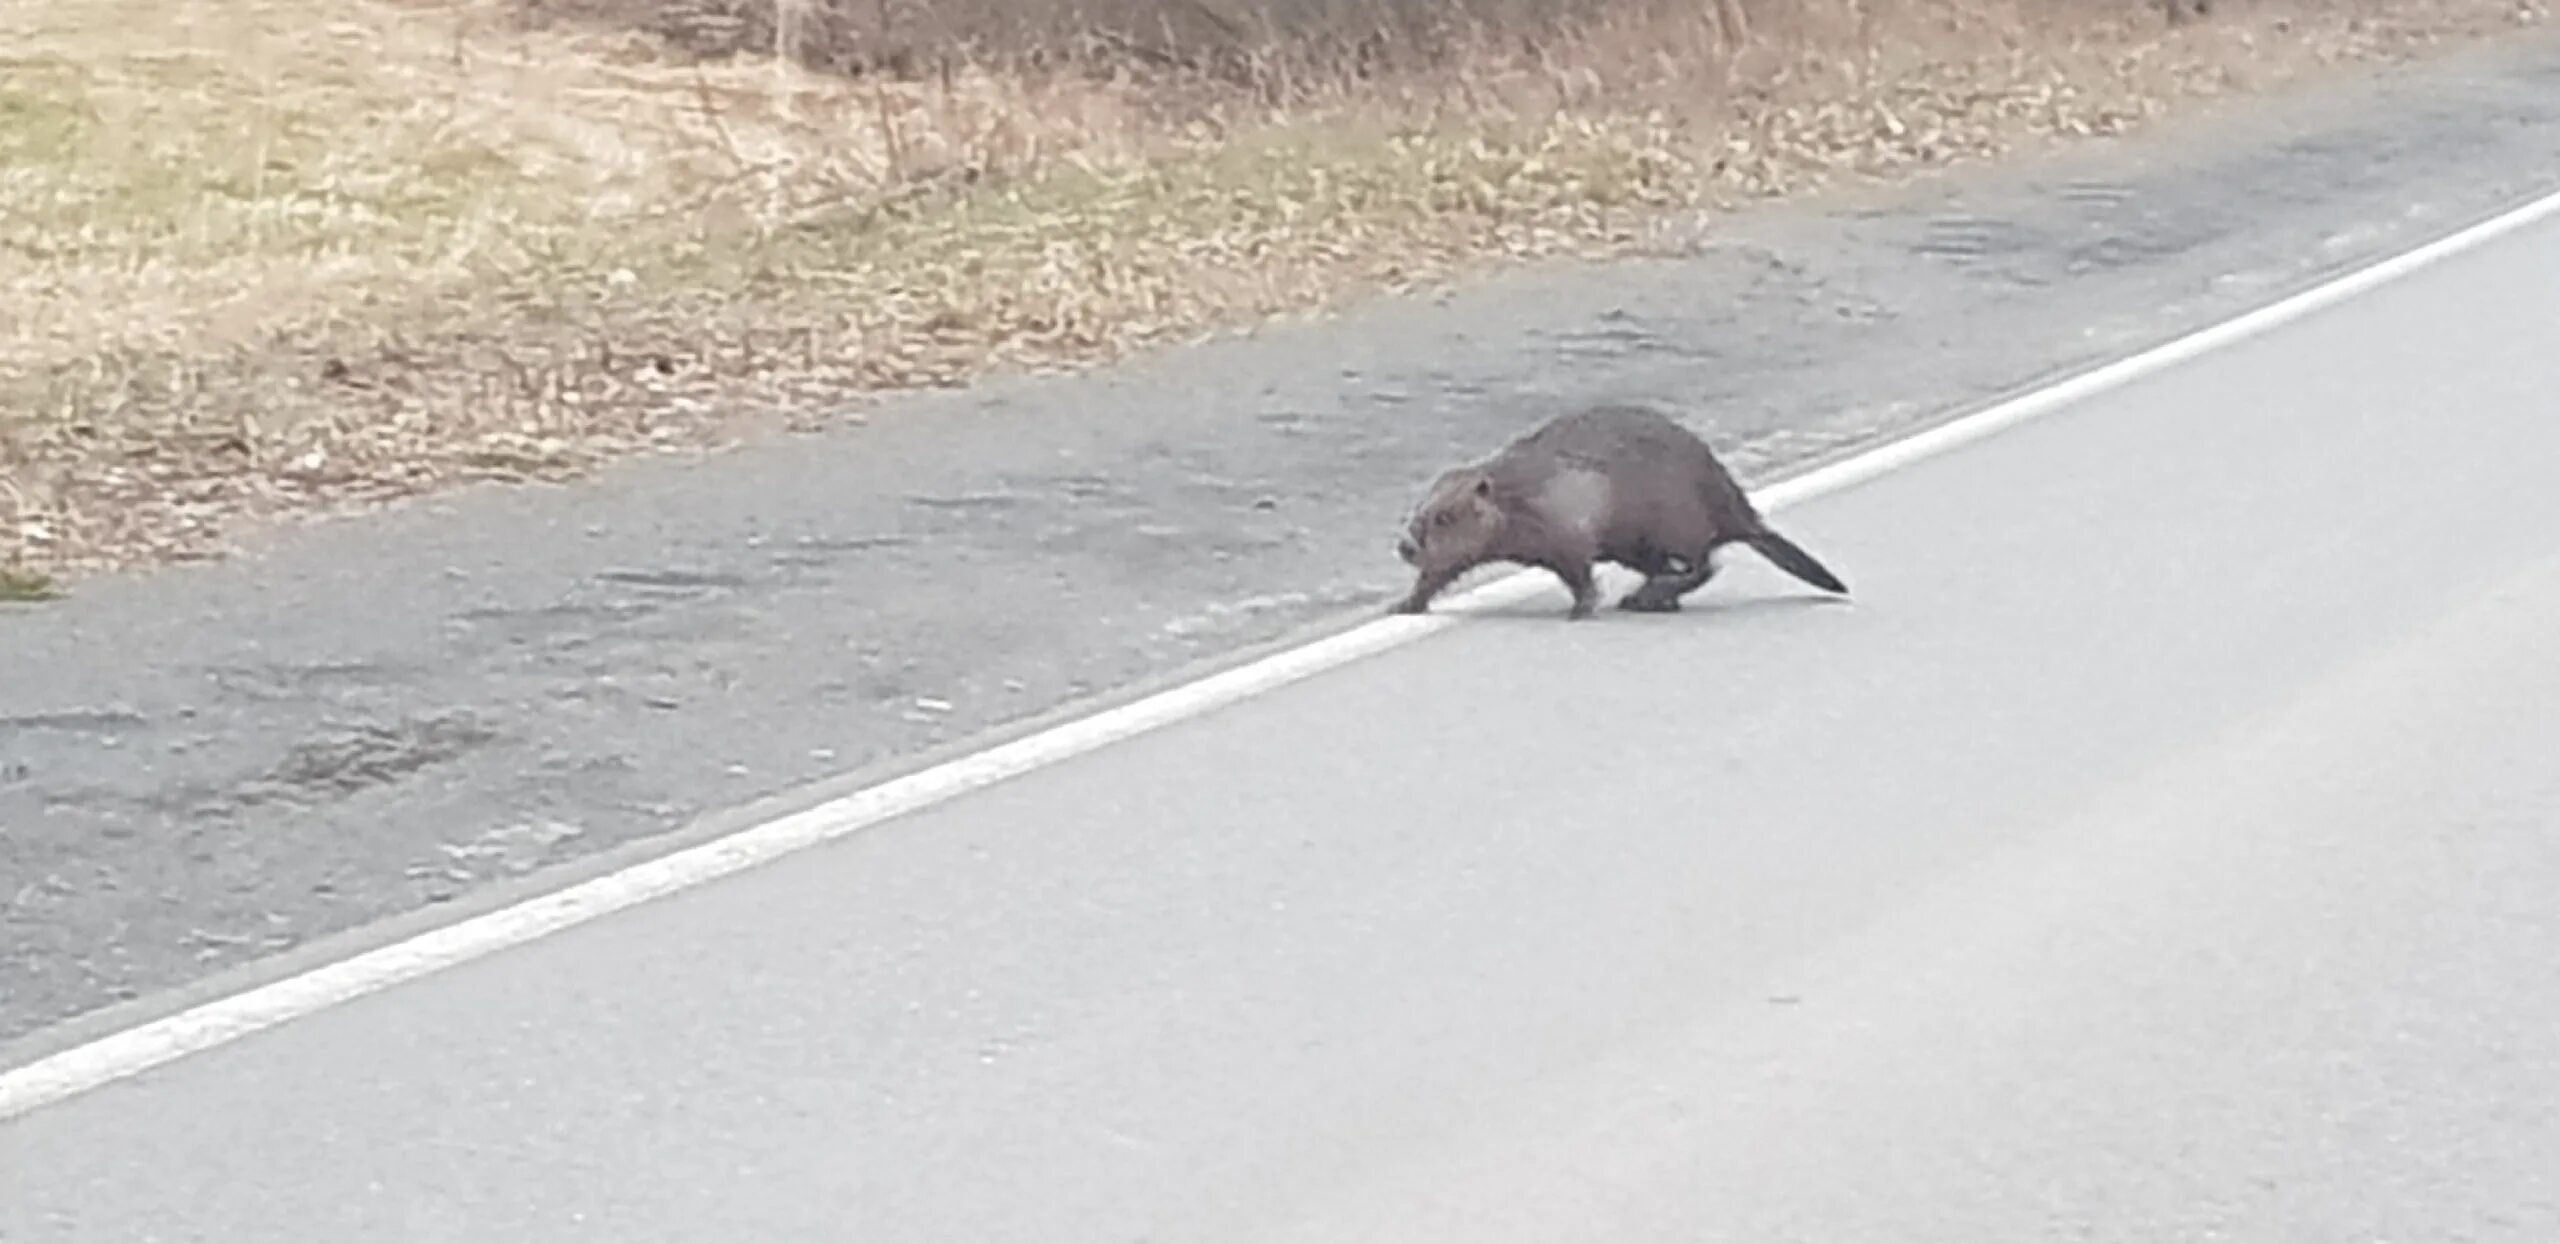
(8, 180, 2560, 1244)
(11, 32, 2560, 1050)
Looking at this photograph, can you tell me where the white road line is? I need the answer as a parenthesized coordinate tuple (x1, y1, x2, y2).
(7, 184, 2560, 1126)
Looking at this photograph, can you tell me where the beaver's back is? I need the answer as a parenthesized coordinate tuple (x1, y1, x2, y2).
(1482, 404, 1753, 529)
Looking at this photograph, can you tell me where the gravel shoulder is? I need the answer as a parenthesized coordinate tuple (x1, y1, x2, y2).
(6, 30, 2560, 1052)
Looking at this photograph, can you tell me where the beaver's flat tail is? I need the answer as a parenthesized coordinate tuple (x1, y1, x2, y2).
(1744, 530, 1848, 595)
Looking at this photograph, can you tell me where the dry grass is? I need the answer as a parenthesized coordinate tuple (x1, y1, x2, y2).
(0, 565, 59, 602)
(1, 0, 2546, 586)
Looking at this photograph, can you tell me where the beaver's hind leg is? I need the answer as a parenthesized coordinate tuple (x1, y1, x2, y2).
(1619, 549, 1717, 612)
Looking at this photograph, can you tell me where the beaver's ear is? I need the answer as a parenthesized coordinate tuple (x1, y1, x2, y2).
(1473, 475, 1492, 497)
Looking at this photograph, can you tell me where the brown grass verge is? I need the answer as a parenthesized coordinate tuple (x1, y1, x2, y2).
(1, 0, 2546, 589)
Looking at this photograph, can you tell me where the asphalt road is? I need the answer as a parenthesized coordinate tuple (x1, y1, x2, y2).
(9, 33, 2560, 1051)
(7, 166, 2560, 1240)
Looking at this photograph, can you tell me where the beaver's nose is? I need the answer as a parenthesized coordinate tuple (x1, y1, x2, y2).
(1396, 536, 1418, 564)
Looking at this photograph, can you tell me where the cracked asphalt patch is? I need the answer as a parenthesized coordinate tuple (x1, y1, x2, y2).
(6, 33, 2560, 1048)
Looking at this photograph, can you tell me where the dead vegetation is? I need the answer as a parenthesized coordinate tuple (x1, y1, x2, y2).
(0, 0, 2546, 586)
(0, 565, 58, 602)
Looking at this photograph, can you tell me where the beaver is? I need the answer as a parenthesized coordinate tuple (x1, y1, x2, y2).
(1392, 403, 1848, 619)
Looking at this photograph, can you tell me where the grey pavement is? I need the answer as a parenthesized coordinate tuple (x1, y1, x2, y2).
(6, 31, 2560, 1053)
(5, 148, 2560, 1241)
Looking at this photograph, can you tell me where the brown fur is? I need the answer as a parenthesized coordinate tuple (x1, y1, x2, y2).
(1393, 403, 1849, 619)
